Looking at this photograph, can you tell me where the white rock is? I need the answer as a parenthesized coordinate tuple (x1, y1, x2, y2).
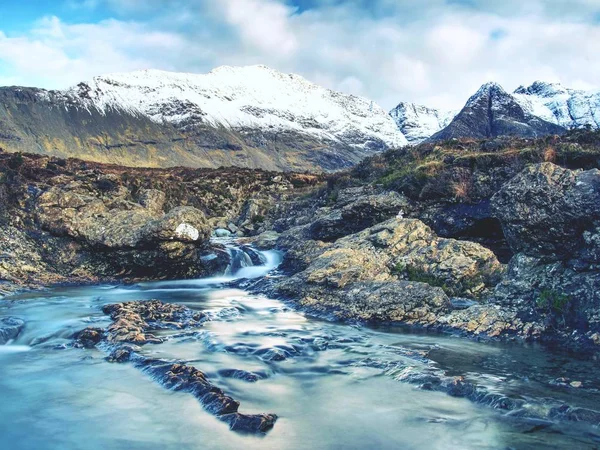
(175, 223, 200, 241)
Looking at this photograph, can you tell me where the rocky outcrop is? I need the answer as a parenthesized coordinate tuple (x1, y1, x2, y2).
(308, 190, 410, 241)
(75, 300, 277, 434)
(491, 162, 600, 260)
(485, 163, 600, 350)
(274, 218, 503, 325)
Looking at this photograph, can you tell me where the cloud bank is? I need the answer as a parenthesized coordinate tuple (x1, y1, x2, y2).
(0, 0, 598, 110)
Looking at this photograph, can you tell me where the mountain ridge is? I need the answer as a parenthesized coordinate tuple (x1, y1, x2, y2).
(0, 65, 406, 172)
(1, 66, 600, 170)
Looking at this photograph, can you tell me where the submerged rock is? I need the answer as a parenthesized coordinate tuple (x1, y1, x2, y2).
(0, 317, 25, 344)
(73, 300, 277, 434)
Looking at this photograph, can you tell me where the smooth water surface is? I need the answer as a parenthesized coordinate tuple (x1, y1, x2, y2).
(1, 269, 599, 449)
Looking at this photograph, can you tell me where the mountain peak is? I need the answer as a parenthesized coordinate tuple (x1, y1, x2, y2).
(472, 81, 508, 97)
(514, 80, 569, 98)
(390, 102, 456, 144)
(430, 81, 565, 141)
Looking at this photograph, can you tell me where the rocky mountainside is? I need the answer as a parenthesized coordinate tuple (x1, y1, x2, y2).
(389, 102, 456, 144)
(0, 65, 406, 172)
(429, 82, 565, 141)
(514, 81, 600, 129)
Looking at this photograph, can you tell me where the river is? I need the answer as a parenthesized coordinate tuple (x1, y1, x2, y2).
(0, 243, 599, 449)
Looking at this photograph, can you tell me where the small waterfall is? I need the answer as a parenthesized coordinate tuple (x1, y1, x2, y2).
(222, 242, 281, 280)
(137, 240, 282, 289)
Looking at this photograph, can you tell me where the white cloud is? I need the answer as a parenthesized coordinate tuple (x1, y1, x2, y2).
(0, 0, 598, 111)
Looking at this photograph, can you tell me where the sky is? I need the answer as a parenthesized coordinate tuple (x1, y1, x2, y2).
(0, 0, 598, 110)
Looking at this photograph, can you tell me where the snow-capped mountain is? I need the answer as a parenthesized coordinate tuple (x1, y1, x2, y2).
(0, 65, 407, 172)
(390, 102, 456, 144)
(429, 82, 565, 141)
(53, 65, 407, 150)
(513, 81, 600, 130)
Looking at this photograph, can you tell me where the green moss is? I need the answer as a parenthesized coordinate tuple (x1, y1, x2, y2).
(392, 263, 450, 293)
(536, 289, 570, 314)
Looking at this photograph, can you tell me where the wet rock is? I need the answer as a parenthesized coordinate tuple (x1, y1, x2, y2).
(73, 299, 277, 434)
(102, 300, 205, 344)
(214, 228, 232, 238)
(218, 369, 266, 382)
(222, 412, 278, 433)
(437, 304, 542, 340)
(73, 327, 104, 348)
(0, 317, 25, 344)
(106, 345, 139, 363)
(252, 231, 280, 249)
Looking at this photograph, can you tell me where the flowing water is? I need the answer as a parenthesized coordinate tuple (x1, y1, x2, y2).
(1, 243, 599, 449)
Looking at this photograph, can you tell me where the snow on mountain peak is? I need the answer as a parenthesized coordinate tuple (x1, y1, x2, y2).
(465, 82, 510, 107)
(513, 81, 600, 129)
(390, 102, 456, 144)
(55, 65, 407, 149)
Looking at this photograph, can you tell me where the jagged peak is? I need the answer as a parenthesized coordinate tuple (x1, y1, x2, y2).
(514, 80, 568, 97)
(390, 101, 439, 115)
(474, 81, 508, 95)
(464, 82, 510, 108)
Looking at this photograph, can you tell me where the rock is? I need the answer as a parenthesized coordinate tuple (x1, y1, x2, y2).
(308, 190, 410, 241)
(102, 300, 205, 344)
(298, 218, 502, 297)
(0, 317, 25, 344)
(73, 327, 104, 348)
(437, 304, 542, 339)
(215, 228, 232, 238)
(491, 163, 600, 260)
(74, 299, 277, 434)
(252, 231, 280, 249)
(149, 206, 209, 243)
(227, 223, 239, 234)
(284, 280, 451, 325)
(138, 189, 166, 214)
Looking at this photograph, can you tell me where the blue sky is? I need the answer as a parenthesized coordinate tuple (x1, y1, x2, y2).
(0, 0, 598, 110)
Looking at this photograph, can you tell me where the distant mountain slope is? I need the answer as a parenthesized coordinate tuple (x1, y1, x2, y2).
(0, 65, 407, 172)
(513, 81, 600, 129)
(389, 102, 456, 144)
(429, 82, 565, 141)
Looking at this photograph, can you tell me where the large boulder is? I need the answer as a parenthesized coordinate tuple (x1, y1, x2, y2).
(276, 218, 504, 325)
(491, 163, 600, 260)
(335, 218, 504, 297)
(282, 280, 451, 325)
(38, 190, 210, 249)
(34, 185, 212, 279)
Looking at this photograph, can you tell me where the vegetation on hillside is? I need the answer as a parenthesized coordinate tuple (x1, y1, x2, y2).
(327, 129, 600, 204)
